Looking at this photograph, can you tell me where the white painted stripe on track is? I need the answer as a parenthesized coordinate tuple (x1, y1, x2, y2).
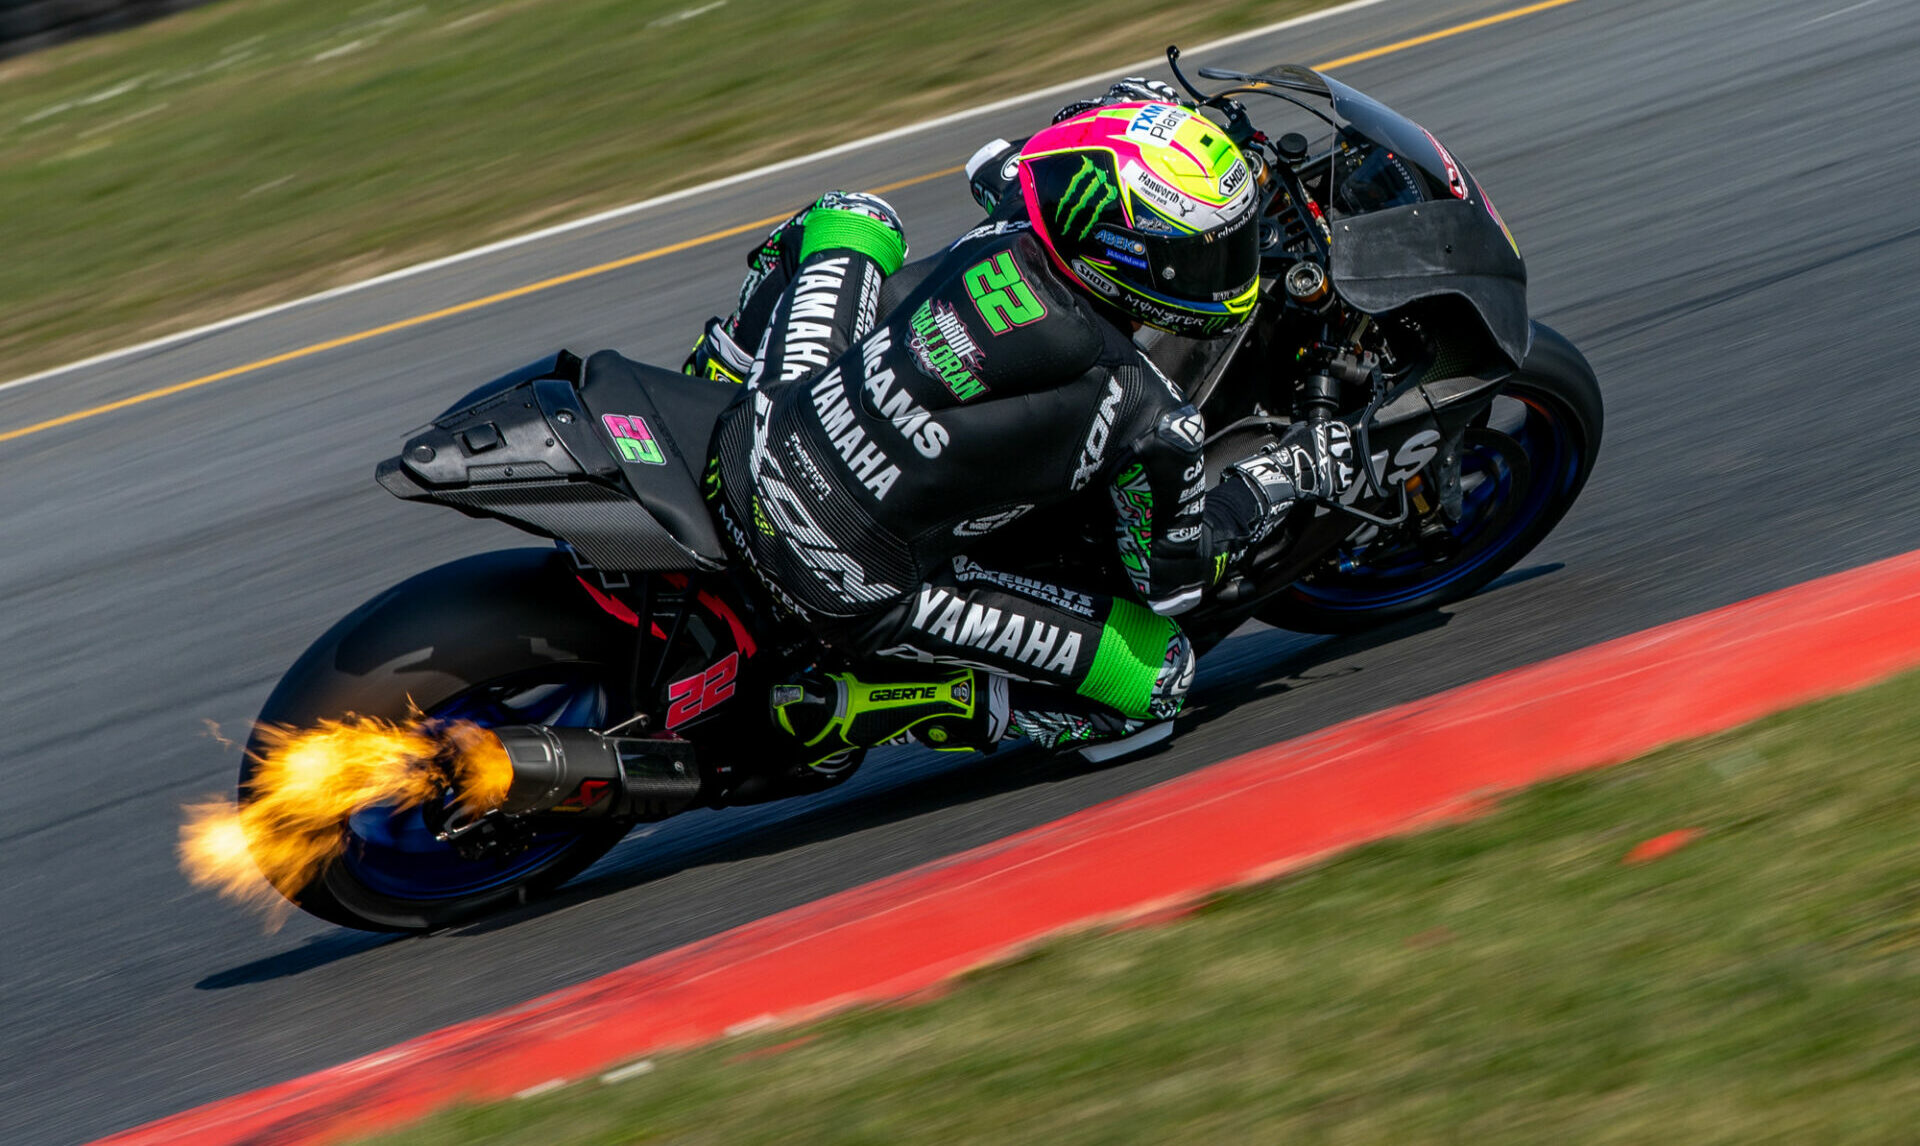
(0, 0, 1395, 397)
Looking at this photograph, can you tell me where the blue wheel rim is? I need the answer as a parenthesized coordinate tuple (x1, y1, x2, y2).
(338, 666, 610, 901)
(1291, 388, 1584, 612)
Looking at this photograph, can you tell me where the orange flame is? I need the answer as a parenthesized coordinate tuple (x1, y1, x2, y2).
(178, 714, 514, 922)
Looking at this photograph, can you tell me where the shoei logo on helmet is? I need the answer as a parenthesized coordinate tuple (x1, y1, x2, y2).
(1056, 158, 1120, 241)
(1070, 258, 1122, 298)
(1219, 160, 1248, 198)
(602, 413, 666, 465)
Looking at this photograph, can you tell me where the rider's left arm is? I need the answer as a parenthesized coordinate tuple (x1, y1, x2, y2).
(1110, 378, 1213, 616)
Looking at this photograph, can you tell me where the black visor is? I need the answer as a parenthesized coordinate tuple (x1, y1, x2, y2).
(1134, 207, 1261, 303)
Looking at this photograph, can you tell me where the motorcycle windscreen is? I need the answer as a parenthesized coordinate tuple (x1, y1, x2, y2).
(1262, 66, 1531, 370)
(1247, 66, 1515, 224)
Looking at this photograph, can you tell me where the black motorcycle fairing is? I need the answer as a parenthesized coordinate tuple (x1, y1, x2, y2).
(1330, 204, 1529, 374)
(1237, 64, 1530, 372)
(435, 350, 586, 417)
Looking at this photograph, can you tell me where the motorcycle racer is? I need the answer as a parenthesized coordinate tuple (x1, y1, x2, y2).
(701, 98, 1354, 764)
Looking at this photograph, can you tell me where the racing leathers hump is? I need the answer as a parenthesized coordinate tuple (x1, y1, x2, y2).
(709, 226, 1219, 626)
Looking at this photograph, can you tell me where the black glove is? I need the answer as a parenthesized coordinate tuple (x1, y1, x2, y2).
(1051, 77, 1184, 124)
(1222, 421, 1358, 541)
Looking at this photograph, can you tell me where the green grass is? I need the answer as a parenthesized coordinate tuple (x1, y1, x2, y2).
(367, 668, 1920, 1144)
(0, 0, 1339, 381)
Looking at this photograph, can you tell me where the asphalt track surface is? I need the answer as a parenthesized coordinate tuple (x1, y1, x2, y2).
(3, 0, 1917, 1141)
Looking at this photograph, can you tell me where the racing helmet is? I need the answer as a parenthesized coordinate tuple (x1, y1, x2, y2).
(1018, 102, 1261, 336)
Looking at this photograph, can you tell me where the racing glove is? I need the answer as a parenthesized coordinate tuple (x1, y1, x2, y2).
(1052, 77, 1184, 123)
(1219, 420, 1358, 542)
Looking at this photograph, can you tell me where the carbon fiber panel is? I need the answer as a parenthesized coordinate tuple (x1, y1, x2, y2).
(435, 481, 706, 572)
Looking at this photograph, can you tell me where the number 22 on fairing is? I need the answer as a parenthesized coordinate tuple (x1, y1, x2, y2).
(666, 652, 738, 729)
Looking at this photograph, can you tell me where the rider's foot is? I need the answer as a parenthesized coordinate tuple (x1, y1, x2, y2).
(1006, 709, 1175, 759)
(682, 317, 755, 384)
(770, 668, 1009, 770)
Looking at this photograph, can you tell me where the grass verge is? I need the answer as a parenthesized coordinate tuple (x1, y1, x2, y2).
(366, 667, 1920, 1144)
(2, 0, 1342, 381)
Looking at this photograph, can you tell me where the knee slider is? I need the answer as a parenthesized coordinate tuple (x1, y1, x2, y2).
(1152, 631, 1196, 714)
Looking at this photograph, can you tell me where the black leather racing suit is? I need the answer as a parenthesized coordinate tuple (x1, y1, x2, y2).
(706, 219, 1256, 745)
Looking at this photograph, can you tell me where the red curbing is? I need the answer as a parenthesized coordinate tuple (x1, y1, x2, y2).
(97, 548, 1920, 1146)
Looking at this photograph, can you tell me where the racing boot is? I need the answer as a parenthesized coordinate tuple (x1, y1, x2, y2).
(682, 316, 755, 384)
(770, 667, 1009, 771)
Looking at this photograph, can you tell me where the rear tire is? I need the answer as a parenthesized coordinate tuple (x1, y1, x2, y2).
(240, 548, 634, 931)
(1259, 323, 1602, 635)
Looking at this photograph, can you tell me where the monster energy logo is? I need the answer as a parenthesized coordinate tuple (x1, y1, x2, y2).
(1057, 158, 1119, 241)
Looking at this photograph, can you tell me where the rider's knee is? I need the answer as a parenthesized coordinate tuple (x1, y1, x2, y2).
(1078, 600, 1193, 721)
(799, 190, 907, 275)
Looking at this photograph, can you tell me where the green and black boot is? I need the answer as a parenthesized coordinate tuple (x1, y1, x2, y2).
(769, 667, 1009, 771)
(682, 317, 755, 384)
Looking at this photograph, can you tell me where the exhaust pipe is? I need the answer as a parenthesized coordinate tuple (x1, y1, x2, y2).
(488, 725, 702, 821)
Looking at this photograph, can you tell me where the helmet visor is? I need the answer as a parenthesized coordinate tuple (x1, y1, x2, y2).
(1135, 209, 1260, 306)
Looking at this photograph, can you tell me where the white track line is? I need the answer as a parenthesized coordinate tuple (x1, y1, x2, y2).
(0, 0, 1393, 397)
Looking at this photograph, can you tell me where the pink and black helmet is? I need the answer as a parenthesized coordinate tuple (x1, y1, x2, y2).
(1018, 102, 1261, 336)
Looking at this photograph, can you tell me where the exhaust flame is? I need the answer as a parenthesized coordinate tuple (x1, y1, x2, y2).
(178, 714, 514, 920)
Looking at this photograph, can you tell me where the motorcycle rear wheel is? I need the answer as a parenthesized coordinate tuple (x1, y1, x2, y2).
(1259, 323, 1602, 635)
(239, 548, 634, 932)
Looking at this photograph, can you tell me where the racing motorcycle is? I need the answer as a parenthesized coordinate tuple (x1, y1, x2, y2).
(244, 52, 1602, 930)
